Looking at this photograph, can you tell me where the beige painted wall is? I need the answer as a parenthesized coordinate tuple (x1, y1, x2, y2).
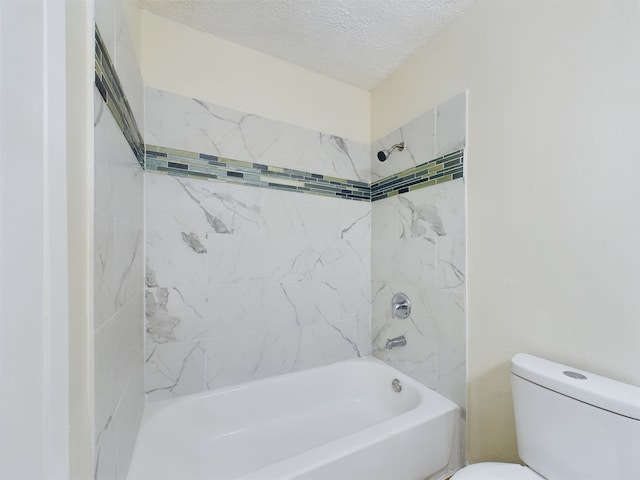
(141, 11, 371, 143)
(372, 0, 640, 463)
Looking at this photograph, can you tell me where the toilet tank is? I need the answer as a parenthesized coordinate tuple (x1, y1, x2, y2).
(510, 353, 640, 480)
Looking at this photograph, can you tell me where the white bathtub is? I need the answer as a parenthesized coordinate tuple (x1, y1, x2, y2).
(128, 357, 460, 480)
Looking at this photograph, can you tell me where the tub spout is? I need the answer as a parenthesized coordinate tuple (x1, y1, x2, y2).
(386, 335, 407, 349)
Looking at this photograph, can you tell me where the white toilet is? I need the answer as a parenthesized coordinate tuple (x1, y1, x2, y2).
(452, 353, 640, 480)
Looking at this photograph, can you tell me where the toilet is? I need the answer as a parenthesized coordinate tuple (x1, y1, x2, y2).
(452, 353, 640, 479)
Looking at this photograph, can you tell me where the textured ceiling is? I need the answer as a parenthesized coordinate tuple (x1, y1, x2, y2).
(139, 0, 474, 90)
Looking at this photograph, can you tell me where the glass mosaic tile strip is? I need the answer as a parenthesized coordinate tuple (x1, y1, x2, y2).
(93, 23, 462, 202)
(145, 145, 371, 202)
(146, 145, 464, 202)
(94, 26, 144, 168)
(370, 150, 464, 201)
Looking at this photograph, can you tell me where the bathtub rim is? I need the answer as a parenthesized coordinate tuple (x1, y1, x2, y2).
(141, 355, 458, 427)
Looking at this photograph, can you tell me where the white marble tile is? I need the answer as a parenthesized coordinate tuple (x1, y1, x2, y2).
(355, 318, 372, 357)
(259, 280, 341, 328)
(145, 339, 206, 402)
(94, 89, 144, 228)
(395, 193, 449, 238)
(93, 214, 143, 329)
(145, 87, 370, 181)
(260, 188, 370, 242)
(430, 290, 466, 408)
(204, 282, 262, 336)
(205, 328, 302, 390)
(391, 179, 465, 240)
(94, 26, 144, 476)
(94, 208, 117, 330)
(207, 234, 310, 285)
(204, 319, 363, 391)
(372, 237, 437, 285)
(113, 220, 143, 310)
(437, 234, 466, 292)
(94, 412, 117, 480)
(146, 286, 212, 344)
(372, 108, 435, 181)
(372, 192, 452, 241)
(436, 91, 466, 156)
(297, 319, 365, 369)
(257, 282, 309, 330)
(259, 189, 326, 239)
(371, 197, 404, 239)
(95, 292, 143, 442)
(438, 345, 466, 410)
(338, 203, 371, 244)
(145, 173, 264, 234)
(115, 376, 144, 480)
(146, 231, 209, 288)
(418, 178, 466, 239)
(146, 283, 260, 344)
(336, 278, 371, 325)
(307, 237, 370, 283)
(94, 93, 119, 214)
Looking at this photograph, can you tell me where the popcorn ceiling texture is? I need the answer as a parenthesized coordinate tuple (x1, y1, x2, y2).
(139, 0, 474, 90)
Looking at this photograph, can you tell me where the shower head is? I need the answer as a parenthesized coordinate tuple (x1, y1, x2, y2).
(377, 142, 405, 162)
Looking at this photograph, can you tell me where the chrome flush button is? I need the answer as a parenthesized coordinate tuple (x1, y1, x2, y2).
(563, 370, 587, 380)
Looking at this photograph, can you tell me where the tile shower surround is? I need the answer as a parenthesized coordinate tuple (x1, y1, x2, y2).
(142, 88, 374, 400)
(93, 16, 145, 480)
(370, 94, 466, 467)
(144, 173, 372, 400)
(94, 26, 466, 408)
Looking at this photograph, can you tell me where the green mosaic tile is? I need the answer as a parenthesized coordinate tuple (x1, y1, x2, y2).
(144, 145, 462, 202)
(370, 150, 464, 201)
(410, 179, 438, 191)
(94, 26, 144, 168)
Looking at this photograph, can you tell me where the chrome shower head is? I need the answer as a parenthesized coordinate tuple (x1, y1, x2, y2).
(377, 142, 405, 162)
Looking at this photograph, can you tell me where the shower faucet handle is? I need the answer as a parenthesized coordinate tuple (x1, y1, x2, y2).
(394, 303, 409, 316)
(391, 292, 411, 319)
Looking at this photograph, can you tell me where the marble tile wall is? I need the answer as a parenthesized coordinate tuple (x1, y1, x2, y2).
(94, 2, 145, 478)
(371, 181, 466, 403)
(371, 91, 466, 182)
(144, 91, 371, 401)
(371, 92, 466, 462)
(145, 88, 370, 183)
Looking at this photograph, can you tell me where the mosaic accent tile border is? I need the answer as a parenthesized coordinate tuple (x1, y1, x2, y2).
(94, 26, 144, 167)
(146, 145, 371, 201)
(146, 145, 464, 202)
(371, 150, 464, 201)
(93, 26, 464, 201)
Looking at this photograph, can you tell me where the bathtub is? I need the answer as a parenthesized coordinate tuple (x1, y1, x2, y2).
(128, 357, 460, 480)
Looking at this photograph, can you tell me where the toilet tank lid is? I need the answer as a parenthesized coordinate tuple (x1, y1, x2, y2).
(511, 353, 640, 421)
